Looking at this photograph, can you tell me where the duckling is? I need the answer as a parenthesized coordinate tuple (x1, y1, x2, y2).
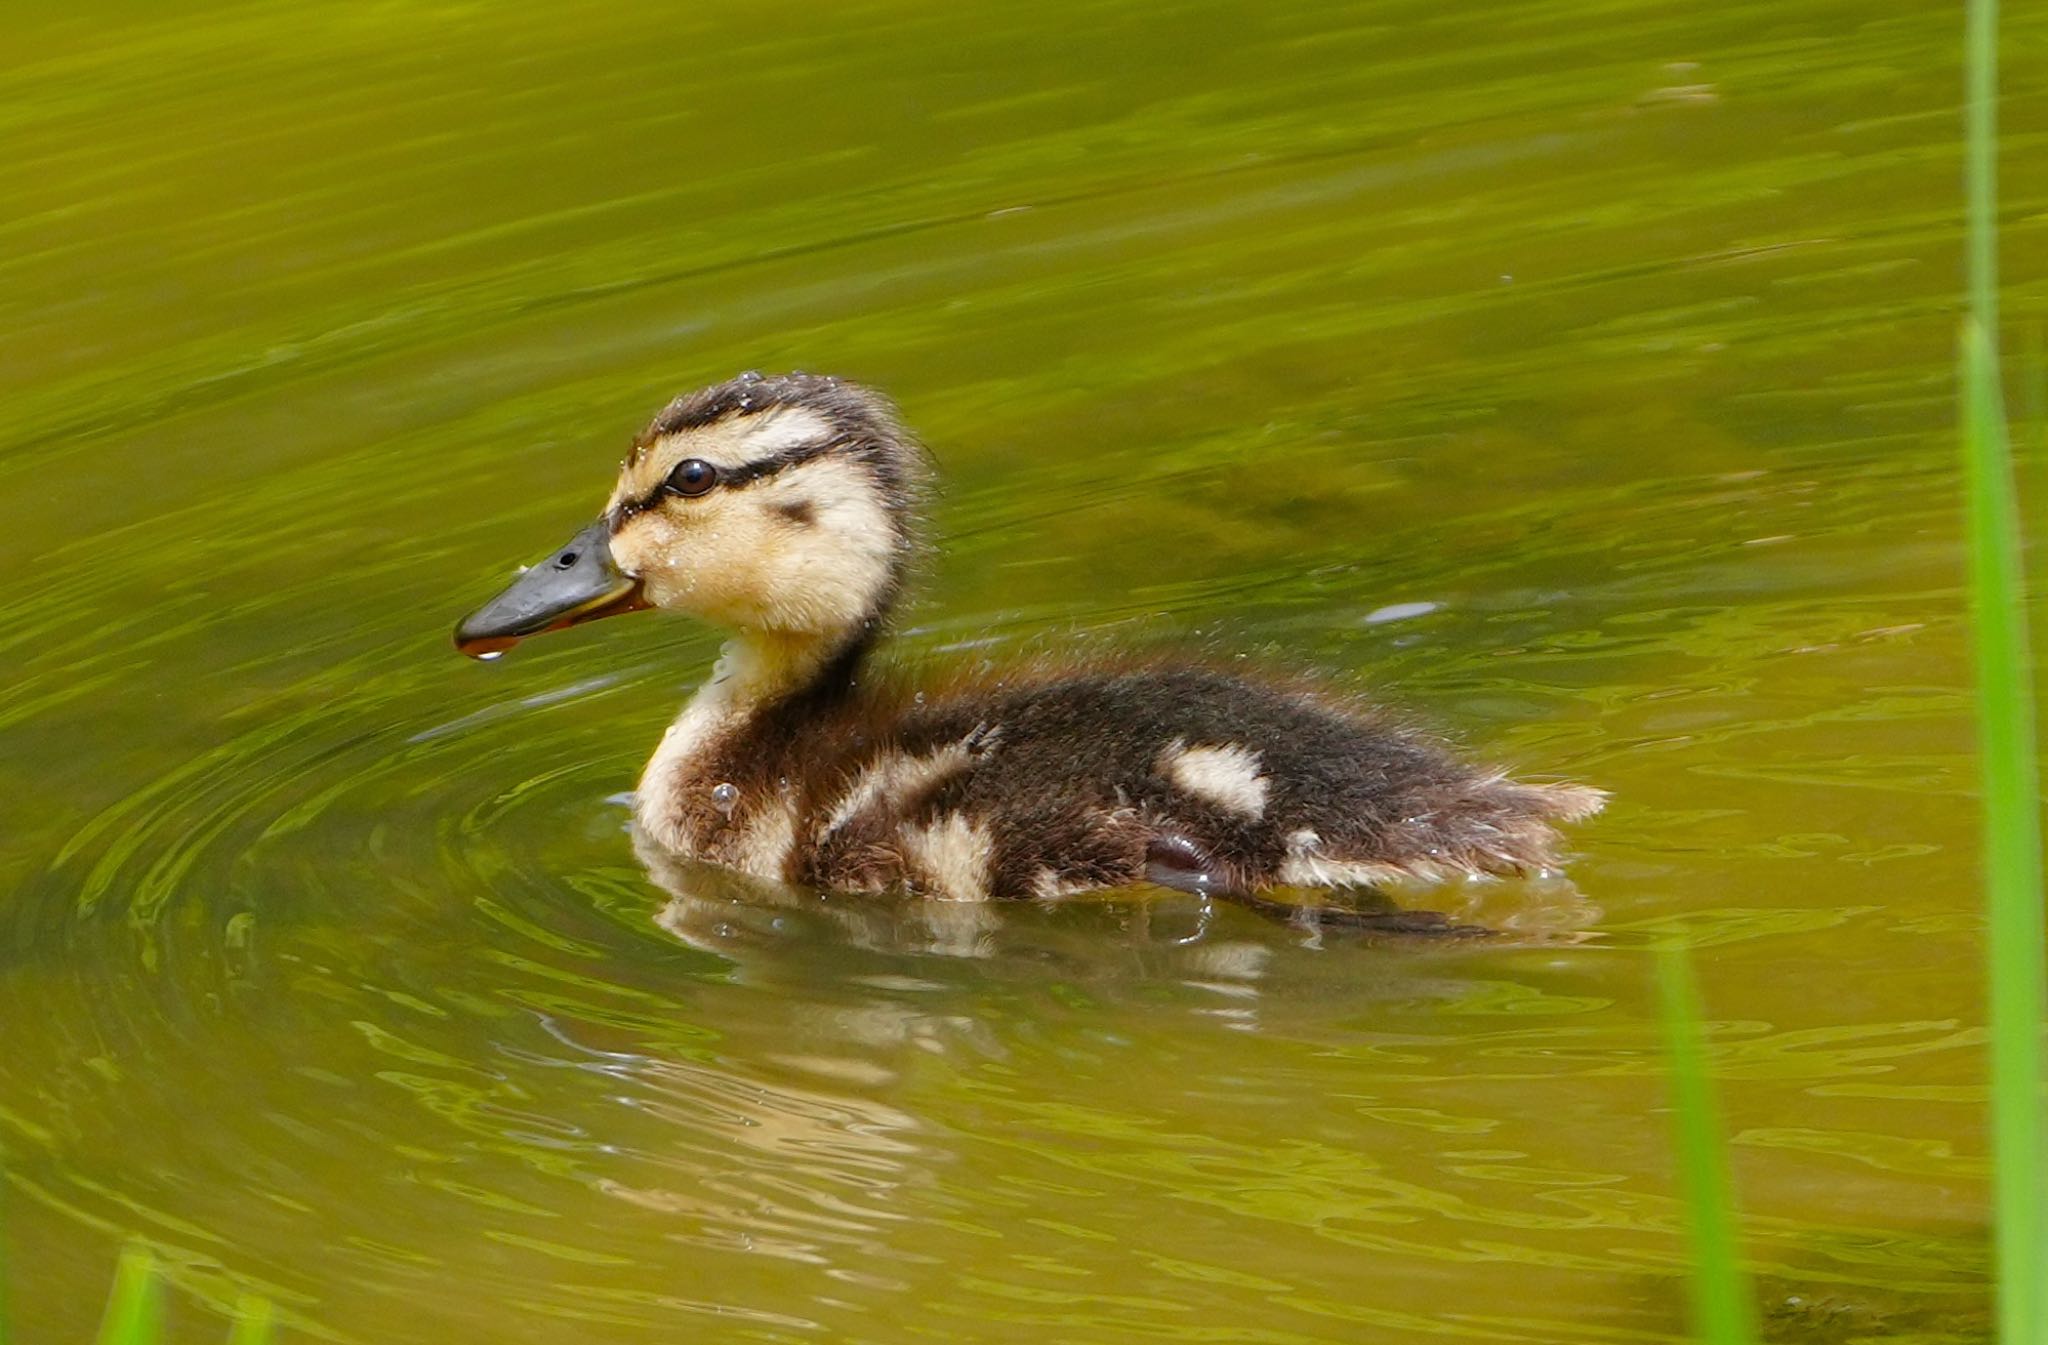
(454, 372, 1602, 915)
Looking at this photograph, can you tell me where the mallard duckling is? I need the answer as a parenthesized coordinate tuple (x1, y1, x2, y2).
(454, 373, 1602, 914)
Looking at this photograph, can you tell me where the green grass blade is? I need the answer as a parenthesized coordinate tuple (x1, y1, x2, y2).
(1657, 945, 1755, 1345)
(0, 1159, 9, 1345)
(1968, 316, 2047, 1345)
(1962, 0, 2048, 1342)
(1966, 311, 2048, 1342)
(96, 1245, 163, 1345)
(227, 1294, 275, 1345)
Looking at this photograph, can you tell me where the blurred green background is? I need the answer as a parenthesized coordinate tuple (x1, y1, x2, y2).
(3, 1, 2046, 1340)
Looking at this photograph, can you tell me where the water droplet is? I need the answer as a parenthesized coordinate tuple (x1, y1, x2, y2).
(711, 782, 740, 816)
(476, 650, 504, 662)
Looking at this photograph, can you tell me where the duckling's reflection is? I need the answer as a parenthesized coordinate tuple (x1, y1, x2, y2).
(632, 822, 1599, 999)
(576, 825, 1604, 1267)
(637, 825, 1275, 980)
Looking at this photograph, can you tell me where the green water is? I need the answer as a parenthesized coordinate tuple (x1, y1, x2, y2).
(5, 1, 2047, 1340)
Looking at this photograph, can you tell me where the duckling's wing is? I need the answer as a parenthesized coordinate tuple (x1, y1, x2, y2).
(859, 665, 1600, 900)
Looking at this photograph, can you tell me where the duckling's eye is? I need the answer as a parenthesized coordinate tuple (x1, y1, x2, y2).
(666, 458, 719, 498)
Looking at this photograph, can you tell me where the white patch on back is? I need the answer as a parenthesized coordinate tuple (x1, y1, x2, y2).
(901, 813, 994, 902)
(821, 740, 976, 838)
(1158, 740, 1269, 819)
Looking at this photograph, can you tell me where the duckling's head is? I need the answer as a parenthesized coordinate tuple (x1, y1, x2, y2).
(455, 373, 928, 658)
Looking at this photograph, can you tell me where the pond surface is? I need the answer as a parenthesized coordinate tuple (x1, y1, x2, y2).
(4, 1, 2047, 1340)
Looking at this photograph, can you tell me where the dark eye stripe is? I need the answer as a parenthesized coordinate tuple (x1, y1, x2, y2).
(611, 434, 845, 524)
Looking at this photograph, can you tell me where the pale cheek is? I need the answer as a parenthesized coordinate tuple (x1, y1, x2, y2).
(643, 567, 701, 609)
(616, 497, 890, 631)
(641, 546, 721, 611)
(634, 517, 790, 622)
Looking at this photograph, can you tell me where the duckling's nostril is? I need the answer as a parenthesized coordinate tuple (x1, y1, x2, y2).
(555, 550, 579, 569)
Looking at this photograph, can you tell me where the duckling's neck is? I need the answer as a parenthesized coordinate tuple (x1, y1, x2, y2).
(634, 625, 872, 856)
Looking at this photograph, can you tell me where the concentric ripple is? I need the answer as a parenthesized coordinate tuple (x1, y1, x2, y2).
(3, 0, 2036, 1339)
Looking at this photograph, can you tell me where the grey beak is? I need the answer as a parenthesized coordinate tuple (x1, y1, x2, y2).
(454, 520, 649, 659)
